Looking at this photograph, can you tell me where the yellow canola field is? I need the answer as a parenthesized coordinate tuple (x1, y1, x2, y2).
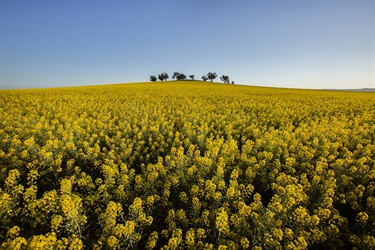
(0, 81, 374, 249)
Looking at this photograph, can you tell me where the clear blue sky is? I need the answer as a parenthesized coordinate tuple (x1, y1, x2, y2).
(1, 0, 374, 89)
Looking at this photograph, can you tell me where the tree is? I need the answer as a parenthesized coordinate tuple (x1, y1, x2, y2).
(207, 72, 217, 82)
(220, 75, 230, 84)
(158, 73, 169, 81)
(177, 73, 187, 81)
(202, 75, 208, 81)
(189, 75, 195, 80)
(172, 72, 180, 80)
(162, 72, 169, 81)
(150, 75, 157, 82)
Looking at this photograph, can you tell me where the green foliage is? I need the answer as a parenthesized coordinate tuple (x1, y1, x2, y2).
(176, 73, 187, 81)
(158, 73, 169, 81)
(220, 75, 230, 84)
(207, 72, 217, 82)
(150, 75, 157, 82)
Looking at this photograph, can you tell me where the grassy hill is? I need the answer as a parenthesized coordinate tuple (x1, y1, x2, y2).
(1, 81, 374, 249)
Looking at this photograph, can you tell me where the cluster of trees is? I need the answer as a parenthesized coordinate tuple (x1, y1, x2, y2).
(1, 83, 374, 249)
(150, 72, 234, 84)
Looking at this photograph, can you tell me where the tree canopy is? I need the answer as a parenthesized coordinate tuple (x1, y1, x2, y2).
(150, 71, 233, 84)
(207, 72, 217, 82)
(220, 75, 230, 84)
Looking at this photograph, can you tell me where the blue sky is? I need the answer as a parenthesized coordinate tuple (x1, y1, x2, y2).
(1, 0, 374, 89)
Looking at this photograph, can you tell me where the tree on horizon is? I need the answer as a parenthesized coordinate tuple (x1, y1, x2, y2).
(172, 72, 180, 80)
(150, 75, 157, 82)
(176, 73, 187, 80)
(207, 72, 217, 82)
(158, 72, 169, 81)
(220, 75, 230, 84)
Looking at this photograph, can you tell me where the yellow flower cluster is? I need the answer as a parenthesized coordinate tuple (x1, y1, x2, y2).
(1, 81, 375, 248)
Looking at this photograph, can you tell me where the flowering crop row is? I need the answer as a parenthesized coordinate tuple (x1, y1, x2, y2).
(0, 81, 374, 249)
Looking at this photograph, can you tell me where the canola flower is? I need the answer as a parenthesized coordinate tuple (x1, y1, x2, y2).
(0, 81, 375, 249)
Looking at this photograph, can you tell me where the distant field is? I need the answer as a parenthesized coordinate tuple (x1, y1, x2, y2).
(1, 81, 374, 249)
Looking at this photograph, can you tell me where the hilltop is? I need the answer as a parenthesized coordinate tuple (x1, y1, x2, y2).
(2, 80, 374, 93)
